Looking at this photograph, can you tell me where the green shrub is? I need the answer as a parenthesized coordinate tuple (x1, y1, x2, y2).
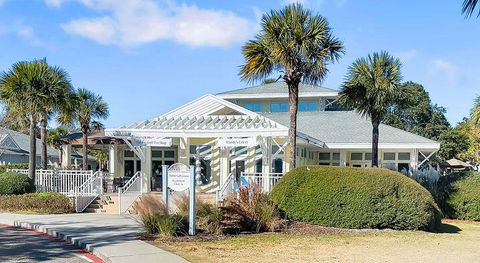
(0, 163, 29, 173)
(0, 192, 72, 214)
(270, 166, 442, 231)
(0, 172, 35, 195)
(444, 172, 480, 221)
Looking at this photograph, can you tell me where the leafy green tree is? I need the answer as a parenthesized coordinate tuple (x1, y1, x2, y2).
(62, 88, 109, 170)
(47, 126, 70, 146)
(470, 96, 480, 128)
(239, 4, 344, 168)
(338, 51, 402, 167)
(438, 127, 470, 160)
(0, 60, 49, 179)
(384, 82, 450, 141)
(91, 150, 108, 170)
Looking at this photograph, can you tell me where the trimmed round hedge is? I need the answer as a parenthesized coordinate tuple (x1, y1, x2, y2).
(445, 172, 480, 221)
(270, 166, 442, 231)
(0, 172, 35, 195)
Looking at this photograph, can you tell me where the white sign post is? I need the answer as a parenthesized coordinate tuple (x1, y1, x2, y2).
(163, 163, 196, 235)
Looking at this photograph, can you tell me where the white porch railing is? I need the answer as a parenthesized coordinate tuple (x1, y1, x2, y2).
(217, 172, 234, 201)
(7, 169, 93, 196)
(75, 171, 103, 212)
(241, 172, 284, 193)
(118, 171, 142, 214)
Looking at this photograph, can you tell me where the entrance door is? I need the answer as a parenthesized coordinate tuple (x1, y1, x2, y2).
(235, 160, 245, 182)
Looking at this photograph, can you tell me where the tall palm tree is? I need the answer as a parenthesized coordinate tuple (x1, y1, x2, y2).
(0, 60, 50, 179)
(38, 64, 74, 169)
(66, 88, 109, 170)
(239, 4, 344, 168)
(463, 0, 479, 17)
(338, 52, 402, 167)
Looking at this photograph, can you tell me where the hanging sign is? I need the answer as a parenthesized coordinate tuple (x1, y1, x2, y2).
(218, 137, 256, 147)
(167, 163, 191, 191)
(132, 137, 172, 147)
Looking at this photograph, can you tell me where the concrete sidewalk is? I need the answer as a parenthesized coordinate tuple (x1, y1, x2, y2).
(0, 213, 188, 263)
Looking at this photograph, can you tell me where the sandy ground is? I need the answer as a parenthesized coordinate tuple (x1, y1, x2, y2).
(154, 220, 480, 263)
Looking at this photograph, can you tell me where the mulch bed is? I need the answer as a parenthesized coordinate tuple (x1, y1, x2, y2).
(141, 220, 383, 244)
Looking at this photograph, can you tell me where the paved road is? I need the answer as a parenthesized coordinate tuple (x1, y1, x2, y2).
(0, 225, 99, 263)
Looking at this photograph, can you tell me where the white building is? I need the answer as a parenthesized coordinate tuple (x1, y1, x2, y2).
(71, 82, 441, 194)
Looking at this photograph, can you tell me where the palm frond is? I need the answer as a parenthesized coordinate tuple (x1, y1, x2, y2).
(463, 0, 479, 17)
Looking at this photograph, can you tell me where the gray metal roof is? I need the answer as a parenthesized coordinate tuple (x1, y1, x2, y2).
(260, 111, 439, 146)
(0, 128, 59, 157)
(217, 82, 338, 96)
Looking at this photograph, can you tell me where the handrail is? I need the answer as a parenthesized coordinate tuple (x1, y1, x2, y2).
(217, 172, 234, 202)
(74, 171, 103, 212)
(118, 171, 142, 214)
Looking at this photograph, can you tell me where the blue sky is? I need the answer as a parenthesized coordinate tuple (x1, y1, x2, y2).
(0, 0, 478, 128)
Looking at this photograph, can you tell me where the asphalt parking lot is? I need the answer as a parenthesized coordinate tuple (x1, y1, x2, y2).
(0, 225, 100, 263)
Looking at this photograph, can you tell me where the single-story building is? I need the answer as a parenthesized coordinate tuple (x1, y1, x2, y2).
(56, 82, 440, 193)
(0, 127, 93, 168)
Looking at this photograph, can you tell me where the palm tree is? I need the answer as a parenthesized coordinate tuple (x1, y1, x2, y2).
(38, 64, 74, 169)
(66, 88, 109, 170)
(0, 60, 50, 179)
(239, 4, 344, 168)
(463, 0, 479, 17)
(338, 51, 402, 167)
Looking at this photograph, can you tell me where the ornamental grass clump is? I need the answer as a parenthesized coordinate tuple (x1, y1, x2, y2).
(270, 166, 442, 231)
(174, 193, 223, 235)
(133, 195, 184, 236)
(223, 184, 283, 233)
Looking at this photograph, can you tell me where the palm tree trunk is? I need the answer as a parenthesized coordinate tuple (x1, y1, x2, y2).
(288, 82, 300, 169)
(28, 115, 37, 180)
(371, 120, 380, 167)
(82, 128, 88, 170)
(40, 111, 48, 169)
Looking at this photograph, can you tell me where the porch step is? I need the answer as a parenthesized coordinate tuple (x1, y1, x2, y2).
(83, 194, 119, 214)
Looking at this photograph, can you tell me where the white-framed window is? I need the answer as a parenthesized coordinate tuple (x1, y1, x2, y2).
(318, 152, 341, 166)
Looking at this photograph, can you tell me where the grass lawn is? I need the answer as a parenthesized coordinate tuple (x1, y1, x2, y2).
(153, 220, 480, 263)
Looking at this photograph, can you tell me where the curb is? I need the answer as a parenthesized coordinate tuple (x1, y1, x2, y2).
(12, 220, 109, 263)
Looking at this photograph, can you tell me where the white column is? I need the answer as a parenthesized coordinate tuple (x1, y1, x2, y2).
(141, 146, 152, 193)
(178, 137, 190, 166)
(108, 145, 122, 178)
(340, 151, 348, 166)
(262, 137, 272, 192)
(61, 144, 71, 168)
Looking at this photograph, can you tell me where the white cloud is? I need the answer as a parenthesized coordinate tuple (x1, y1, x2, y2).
(51, 0, 257, 48)
(14, 24, 43, 46)
(395, 49, 418, 62)
(430, 59, 459, 84)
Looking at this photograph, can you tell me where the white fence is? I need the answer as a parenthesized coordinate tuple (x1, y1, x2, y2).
(7, 169, 104, 213)
(241, 172, 284, 193)
(217, 172, 234, 201)
(118, 171, 142, 214)
(8, 169, 94, 196)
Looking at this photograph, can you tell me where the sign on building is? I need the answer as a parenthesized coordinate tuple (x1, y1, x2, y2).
(218, 137, 257, 147)
(132, 137, 172, 147)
